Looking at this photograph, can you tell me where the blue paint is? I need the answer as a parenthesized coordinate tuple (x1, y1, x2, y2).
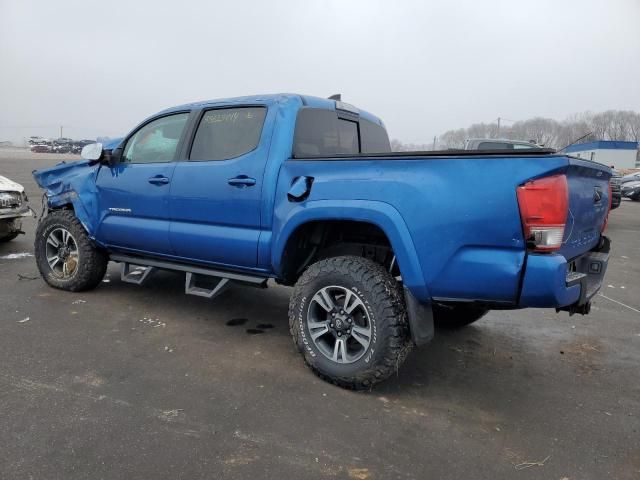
(519, 254, 580, 307)
(33, 94, 611, 310)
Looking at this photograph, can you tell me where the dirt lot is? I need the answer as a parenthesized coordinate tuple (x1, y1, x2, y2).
(1, 148, 639, 479)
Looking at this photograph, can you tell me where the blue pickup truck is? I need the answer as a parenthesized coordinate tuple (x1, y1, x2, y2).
(32, 94, 611, 389)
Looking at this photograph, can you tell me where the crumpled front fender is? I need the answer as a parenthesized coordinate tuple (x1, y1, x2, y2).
(32, 160, 101, 238)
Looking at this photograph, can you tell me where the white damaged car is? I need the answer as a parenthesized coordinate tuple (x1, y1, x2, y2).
(0, 175, 30, 242)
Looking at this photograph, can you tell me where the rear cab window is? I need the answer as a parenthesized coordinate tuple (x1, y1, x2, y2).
(190, 107, 267, 161)
(293, 108, 390, 157)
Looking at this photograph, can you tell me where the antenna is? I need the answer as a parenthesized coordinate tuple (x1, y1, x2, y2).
(557, 131, 593, 152)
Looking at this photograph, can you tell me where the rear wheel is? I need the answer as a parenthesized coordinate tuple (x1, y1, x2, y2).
(433, 304, 488, 329)
(34, 210, 108, 291)
(289, 256, 413, 390)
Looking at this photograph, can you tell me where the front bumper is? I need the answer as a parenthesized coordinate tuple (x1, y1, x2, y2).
(0, 204, 31, 220)
(519, 236, 610, 313)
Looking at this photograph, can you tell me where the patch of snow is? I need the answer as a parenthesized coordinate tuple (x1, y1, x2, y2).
(0, 252, 33, 260)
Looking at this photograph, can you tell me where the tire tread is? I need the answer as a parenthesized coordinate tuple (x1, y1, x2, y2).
(289, 256, 413, 390)
(34, 210, 108, 292)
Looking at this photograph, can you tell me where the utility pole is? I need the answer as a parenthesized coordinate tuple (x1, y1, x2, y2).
(59, 125, 63, 139)
(432, 136, 437, 150)
(497, 117, 501, 137)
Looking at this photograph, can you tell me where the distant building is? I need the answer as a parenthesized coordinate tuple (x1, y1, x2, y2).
(564, 141, 639, 169)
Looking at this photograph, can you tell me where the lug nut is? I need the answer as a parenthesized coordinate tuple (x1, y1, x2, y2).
(330, 323, 334, 328)
(348, 318, 352, 323)
(340, 310, 344, 314)
(331, 312, 336, 317)
(337, 332, 342, 337)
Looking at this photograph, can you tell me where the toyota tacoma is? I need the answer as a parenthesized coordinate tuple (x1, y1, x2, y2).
(32, 94, 612, 389)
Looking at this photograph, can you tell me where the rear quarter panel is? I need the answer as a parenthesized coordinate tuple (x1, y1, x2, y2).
(273, 155, 572, 304)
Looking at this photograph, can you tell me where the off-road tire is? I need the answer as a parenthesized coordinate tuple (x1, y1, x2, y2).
(433, 304, 488, 329)
(0, 232, 19, 242)
(289, 256, 413, 390)
(34, 210, 108, 291)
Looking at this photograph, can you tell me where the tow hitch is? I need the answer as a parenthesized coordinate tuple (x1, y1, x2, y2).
(558, 236, 610, 316)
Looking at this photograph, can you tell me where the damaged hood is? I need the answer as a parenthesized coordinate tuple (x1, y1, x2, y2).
(0, 175, 24, 193)
(32, 159, 96, 194)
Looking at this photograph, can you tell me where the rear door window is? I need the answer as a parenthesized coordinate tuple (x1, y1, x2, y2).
(190, 107, 267, 161)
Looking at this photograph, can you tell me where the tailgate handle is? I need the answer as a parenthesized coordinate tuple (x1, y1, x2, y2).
(594, 187, 603, 203)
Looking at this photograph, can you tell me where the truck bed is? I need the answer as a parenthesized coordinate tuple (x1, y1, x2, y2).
(274, 152, 610, 308)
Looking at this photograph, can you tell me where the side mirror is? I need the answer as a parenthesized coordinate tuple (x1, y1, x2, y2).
(80, 142, 103, 161)
(106, 147, 123, 166)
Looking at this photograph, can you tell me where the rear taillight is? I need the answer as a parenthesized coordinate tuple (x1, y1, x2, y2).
(602, 182, 612, 232)
(516, 174, 568, 252)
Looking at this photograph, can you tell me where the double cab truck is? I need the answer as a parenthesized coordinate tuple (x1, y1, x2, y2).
(32, 94, 612, 389)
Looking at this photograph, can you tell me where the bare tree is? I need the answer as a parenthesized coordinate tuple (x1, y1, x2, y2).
(439, 129, 467, 149)
(434, 110, 640, 150)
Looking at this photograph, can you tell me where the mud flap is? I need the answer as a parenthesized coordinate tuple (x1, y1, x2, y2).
(403, 285, 434, 346)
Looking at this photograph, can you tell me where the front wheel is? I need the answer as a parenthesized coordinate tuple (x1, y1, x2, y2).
(34, 210, 108, 291)
(289, 256, 413, 390)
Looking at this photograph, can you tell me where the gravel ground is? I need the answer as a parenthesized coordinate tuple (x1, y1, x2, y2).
(0, 148, 638, 479)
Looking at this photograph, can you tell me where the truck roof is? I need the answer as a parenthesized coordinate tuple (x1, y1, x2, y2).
(159, 93, 385, 126)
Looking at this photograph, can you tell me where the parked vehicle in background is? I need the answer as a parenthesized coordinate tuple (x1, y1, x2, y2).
(53, 144, 72, 154)
(28, 136, 50, 145)
(30, 144, 52, 153)
(32, 94, 612, 389)
(0, 175, 30, 242)
(464, 138, 544, 150)
(621, 181, 640, 201)
(620, 172, 640, 185)
(610, 170, 622, 209)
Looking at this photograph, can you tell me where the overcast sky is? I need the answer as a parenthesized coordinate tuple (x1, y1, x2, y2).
(1, 0, 639, 144)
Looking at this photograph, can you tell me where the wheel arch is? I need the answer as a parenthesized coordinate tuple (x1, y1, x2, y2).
(46, 194, 97, 241)
(272, 199, 429, 302)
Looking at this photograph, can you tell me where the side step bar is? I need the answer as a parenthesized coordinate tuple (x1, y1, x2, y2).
(110, 254, 268, 300)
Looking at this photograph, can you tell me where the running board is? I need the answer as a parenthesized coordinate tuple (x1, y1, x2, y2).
(121, 263, 156, 285)
(185, 273, 230, 299)
(110, 254, 268, 299)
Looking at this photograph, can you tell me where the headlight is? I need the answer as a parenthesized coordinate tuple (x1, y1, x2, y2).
(0, 192, 22, 208)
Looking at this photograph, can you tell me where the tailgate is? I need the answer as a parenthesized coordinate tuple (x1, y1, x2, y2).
(560, 157, 611, 260)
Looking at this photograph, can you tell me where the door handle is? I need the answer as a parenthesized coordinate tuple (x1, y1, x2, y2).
(228, 175, 256, 187)
(148, 176, 170, 185)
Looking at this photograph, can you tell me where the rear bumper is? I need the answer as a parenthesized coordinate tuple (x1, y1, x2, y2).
(611, 192, 621, 209)
(519, 236, 610, 311)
